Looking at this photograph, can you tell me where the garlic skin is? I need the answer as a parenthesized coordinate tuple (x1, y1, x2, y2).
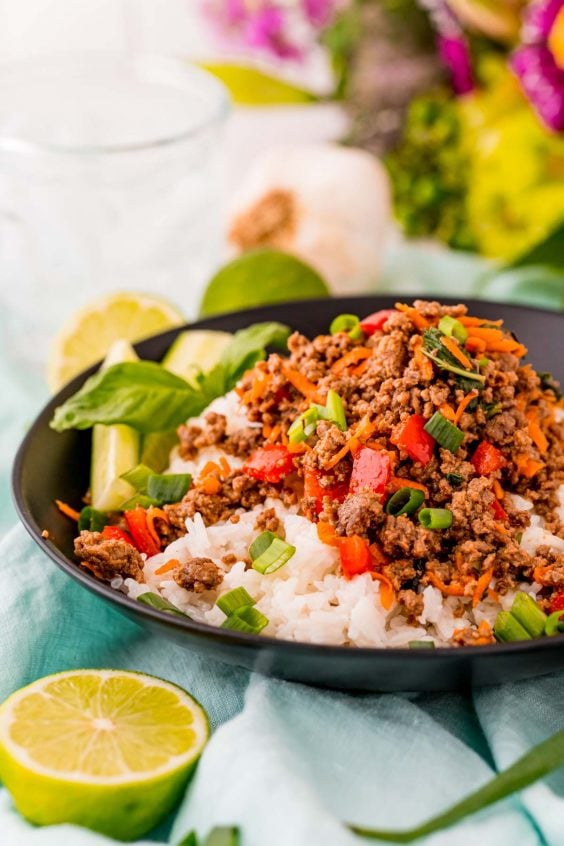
(226, 143, 391, 294)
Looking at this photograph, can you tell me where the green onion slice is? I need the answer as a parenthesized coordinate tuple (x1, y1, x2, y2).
(147, 473, 191, 505)
(325, 389, 347, 431)
(137, 592, 187, 616)
(510, 592, 547, 638)
(424, 412, 464, 453)
(493, 610, 532, 642)
(418, 508, 453, 530)
(408, 640, 436, 649)
(288, 417, 307, 444)
(385, 487, 425, 517)
(120, 494, 160, 510)
(478, 356, 490, 368)
(216, 587, 256, 616)
(438, 315, 468, 344)
(544, 610, 564, 637)
(120, 463, 154, 494)
(330, 314, 362, 340)
(78, 506, 108, 533)
(222, 606, 269, 633)
(250, 533, 296, 575)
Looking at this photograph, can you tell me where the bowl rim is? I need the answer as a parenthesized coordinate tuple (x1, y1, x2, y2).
(12, 294, 564, 662)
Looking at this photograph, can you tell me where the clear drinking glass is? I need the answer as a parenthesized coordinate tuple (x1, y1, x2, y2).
(0, 54, 229, 372)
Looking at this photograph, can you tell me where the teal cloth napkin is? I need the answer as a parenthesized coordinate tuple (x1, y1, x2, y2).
(0, 524, 563, 846)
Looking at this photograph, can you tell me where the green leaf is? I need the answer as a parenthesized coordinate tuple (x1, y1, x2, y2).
(177, 831, 199, 846)
(348, 728, 564, 842)
(477, 265, 564, 312)
(199, 63, 316, 105)
(204, 827, 240, 846)
(199, 249, 329, 317)
(51, 322, 290, 434)
(508, 221, 564, 271)
(137, 592, 187, 617)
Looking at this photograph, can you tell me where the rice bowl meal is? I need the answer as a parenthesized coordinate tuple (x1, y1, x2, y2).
(52, 300, 564, 649)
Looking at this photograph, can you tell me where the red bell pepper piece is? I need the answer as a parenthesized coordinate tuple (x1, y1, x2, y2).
(304, 469, 349, 515)
(339, 535, 373, 579)
(549, 591, 564, 614)
(360, 309, 396, 336)
(242, 445, 295, 484)
(491, 499, 507, 521)
(471, 441, 505, 475)
(349, 447, 391, 496)
(123, 507, 160, 557)
(102, 525, 135, 546)
(393, 415, 435, 465)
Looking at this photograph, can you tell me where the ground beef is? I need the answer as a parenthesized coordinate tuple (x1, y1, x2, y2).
(254, 507, 282, 534)
(397, 588, 424, 620)
(379, 515, 442, 559)
(336, 492, 385, 537)
(177, 412, 227, 459)
(532, 546, 564, 587)
(174, 558, 223, 593)
(74, 531, 144, 582)
(223, 427, 263, 458)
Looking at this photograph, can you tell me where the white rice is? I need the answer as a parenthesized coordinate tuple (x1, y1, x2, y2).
(122, 391, 564, 648)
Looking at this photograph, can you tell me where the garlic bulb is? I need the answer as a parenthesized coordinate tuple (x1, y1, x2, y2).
(226, 143, 391, 294)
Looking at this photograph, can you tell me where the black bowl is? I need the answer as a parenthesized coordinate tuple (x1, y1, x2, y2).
(12, 296, 564, 692)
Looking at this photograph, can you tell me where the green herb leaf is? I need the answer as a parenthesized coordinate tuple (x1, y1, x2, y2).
(51, 322, 290, 434)
(539, 371, 562, 400)
(445, 472, 463, 487)
(147, 473, 191, 505)
(422, 329, 485, 384)
(78, 506, 108, 533)
(348, 728, 564, 842)
(137, 592, 188, 617)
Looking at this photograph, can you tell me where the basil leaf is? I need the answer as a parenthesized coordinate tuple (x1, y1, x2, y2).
(137, 592, 187, 617)
(347, 728, 564, 842)
(51, 322, 290, 435)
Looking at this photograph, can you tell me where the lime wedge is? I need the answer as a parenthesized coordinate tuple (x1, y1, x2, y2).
(0, 669, 209, 841)
(199, 249, 329, 317)
(91, 339, 140, 511)
(47, 291, 185, 393)
(141, 329, 232, 472)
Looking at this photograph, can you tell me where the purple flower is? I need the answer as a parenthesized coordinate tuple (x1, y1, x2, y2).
(511, 0, 564, 131)
(302, 0, 337, 27)
(244, 6, 302, 59)
(438, 34, 474, 94)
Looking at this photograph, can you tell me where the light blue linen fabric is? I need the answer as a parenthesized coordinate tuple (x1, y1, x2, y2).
(1, 244, 563, 845)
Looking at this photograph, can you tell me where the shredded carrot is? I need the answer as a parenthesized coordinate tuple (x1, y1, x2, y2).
(370, 572, 395, 610)
(284, 366, 323, 403)
(234, 385, 245, 398)
(250, 371, 269, 401)
(352, 359, 370, 377)
(515, 454, 545, 478)
(454, 389, 479, 425)
(349, 436, 362, 457)
(369, 542, 390, 568)
(526, 409, 548, 454)
(395, 303, 430, 330)
(488, 588, 500, 603)
(55, 500, 81, 521)
(533, 565, 552, 585)
(154, 558, 180, 576)
(472, 568, 494, 607)
(354, 415, 378, 442)
(412, 336, 434, 380)
(459, 316, 503, 327)
(200, 460, 220, 479)
(440, 335, 473, 369)
(146, 507, 167, 548)
(495, 522, 508, 535)
(262, 423, 272, 439)
(324, 440, 352, 470)
(331, 347, 372, 375)
(268, 425, 282, 444)
(287, 442, 310, 455)
(439, 403, 456, 422)
(427, 572, 466, 597)
(465, 327, 527, 357)
(219, 457, 231, 478)
(492, 479, 504, 500)
(202, 476, 222, 495)
(388, 476, 429, 497)
(464, 336, 487, 354)
(317, 521, 340, 547)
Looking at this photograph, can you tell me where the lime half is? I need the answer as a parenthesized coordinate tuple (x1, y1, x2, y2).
(47, 291, 185, 393)
(0, 669, 209, 841)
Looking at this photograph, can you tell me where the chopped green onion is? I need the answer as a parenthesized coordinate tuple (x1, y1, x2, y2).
(302, 406, 320, 436)
(493, 610, 532, 642)
(408, 640, 436, 649)
(78, 506, 108, 533)
(544, 610, 564, 637)
(483, 401, 502, 418)
(510, 592, 547, 638)
(252, 536, 296, 575)
(421, 349, 486, 383)
(438, 315, 468, 344)
(386, 487, 425, 517)
(418, 508, 453, 530)
(424, 412, 464, 453)
(216, 587, 256, 616)
(147, 473, 191, 505)
(539, 371, 562, 400)
(325, 389, 347, 431)
(249, 530, 277, 561)
(120, 494, 160, 510)
(222, 606, 269, 633)
(445, 472, 463, 487)
(288, 417, 307, 444)
(330, 314, 362, 340)
(120, 463, 154, 494)
(137, 592, 187, 616)
(478, 356, 490, 368)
